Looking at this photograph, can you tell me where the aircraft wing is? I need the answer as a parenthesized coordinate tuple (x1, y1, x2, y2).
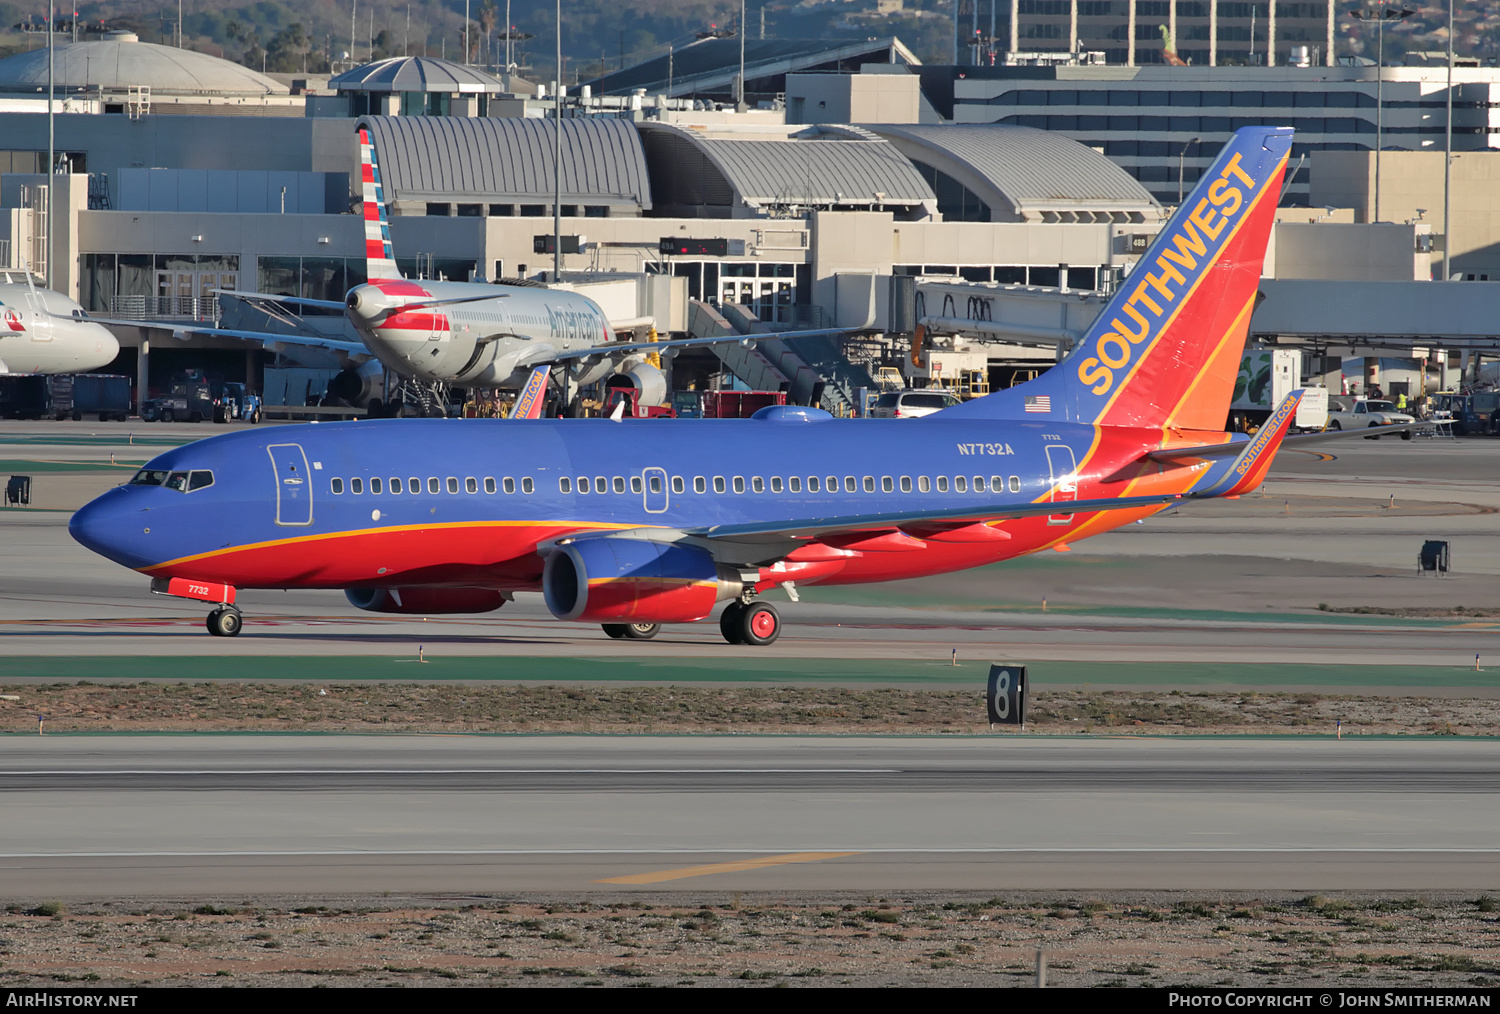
(683, 491, 1193, 545)
(213, 289, 348, 311)
(544, 327, 846, 363)
(86, 317, 371, 358)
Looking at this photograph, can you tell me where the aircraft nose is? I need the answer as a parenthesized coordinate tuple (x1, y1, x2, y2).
(94, 326, 120, 364)
(69, 490, 155, 571)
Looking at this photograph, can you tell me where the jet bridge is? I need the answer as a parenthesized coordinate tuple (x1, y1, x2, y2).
(911, 279, 1107, 353)
(1251, 280, 1500, 351)
(909, 276, 1500, 355)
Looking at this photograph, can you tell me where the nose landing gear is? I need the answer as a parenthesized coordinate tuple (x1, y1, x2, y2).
(149, 578, 243, 637)
(206, 606, 243, 637)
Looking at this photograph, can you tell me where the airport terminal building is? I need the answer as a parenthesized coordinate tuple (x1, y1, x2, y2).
(0, 32, 1491, 409)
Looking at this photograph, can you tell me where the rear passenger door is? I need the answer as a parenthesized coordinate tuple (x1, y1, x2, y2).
(1045, 444, 1077, 526)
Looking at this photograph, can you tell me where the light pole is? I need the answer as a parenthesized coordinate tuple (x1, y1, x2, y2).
(1443, 0, 1454, 281)
(1177, 135, 1200, 204)
(553, 0, 561, 281)
(46, 0, 52, 285)
(1348, 4, 1415, 223)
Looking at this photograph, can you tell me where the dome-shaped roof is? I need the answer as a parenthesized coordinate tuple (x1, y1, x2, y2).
(329, 56, 503, 94)
(869, 124, 1163, 222)
(0, 35, 286, 95)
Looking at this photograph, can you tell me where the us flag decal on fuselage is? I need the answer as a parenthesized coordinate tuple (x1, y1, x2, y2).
(1024, 395, 1051, 413)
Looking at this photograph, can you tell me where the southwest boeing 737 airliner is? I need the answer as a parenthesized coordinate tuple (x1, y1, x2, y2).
(71, 126, 1297, 645)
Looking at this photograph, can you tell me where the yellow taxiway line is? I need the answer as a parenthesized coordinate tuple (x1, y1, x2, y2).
(594, 852, 862, 885)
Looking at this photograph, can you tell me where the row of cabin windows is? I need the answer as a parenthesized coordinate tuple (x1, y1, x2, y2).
(329, 473, 1027, 498)
(558, 475, 1025, 495)
(329, 476, 534, 495)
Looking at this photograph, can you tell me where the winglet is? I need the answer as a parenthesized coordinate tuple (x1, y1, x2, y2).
(510, 365, 551, 420)
(358, 128, 401, 281)
(1198, 390, 1304, 497)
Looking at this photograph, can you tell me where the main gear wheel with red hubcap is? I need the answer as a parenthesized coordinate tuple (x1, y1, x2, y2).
(719, 600, 780, 646)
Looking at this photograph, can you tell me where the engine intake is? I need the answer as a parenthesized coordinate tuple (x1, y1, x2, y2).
(605, 362, 667, 408)
(543, 538, 742, 623)
(345, 587, 508, 614)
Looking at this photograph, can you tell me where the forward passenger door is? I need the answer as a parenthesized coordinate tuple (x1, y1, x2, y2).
(267, 443, 314, 526)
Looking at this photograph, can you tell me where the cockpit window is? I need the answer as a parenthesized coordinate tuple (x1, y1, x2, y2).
(128, 468, 213, 492)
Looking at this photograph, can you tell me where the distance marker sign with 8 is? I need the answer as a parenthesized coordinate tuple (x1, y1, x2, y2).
(987, 664, 1027, 727)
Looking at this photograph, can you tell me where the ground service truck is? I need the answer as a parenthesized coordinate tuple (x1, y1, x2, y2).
(1229, 349, 1328, 432)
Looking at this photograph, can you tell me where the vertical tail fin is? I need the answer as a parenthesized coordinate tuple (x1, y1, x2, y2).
(358, 127, 402, 281)
(945, 126, 1292, 433)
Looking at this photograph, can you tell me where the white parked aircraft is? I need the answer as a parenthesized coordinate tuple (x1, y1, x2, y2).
(99, 129, 833, 411)
(0, 272, 119, 374)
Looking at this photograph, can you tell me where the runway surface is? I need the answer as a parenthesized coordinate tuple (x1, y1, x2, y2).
(2, 735, 1498, 895)
(3, 425, 1500, 899)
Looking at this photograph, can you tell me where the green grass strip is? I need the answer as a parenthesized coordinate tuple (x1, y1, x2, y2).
(0, 459, 143, 473)
(2, 656, 1498, 689)
(0, 435, 186, 446)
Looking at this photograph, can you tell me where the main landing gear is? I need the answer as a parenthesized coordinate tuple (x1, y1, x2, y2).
(601, 622, 660, 640)
(206, 607, 243, 637)
(719, 600, 781, 646)
(595, 601, 783, 646)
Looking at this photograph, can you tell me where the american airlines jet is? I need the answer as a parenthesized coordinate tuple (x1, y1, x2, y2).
(71, 127, 1302, 645)
(154, 129, 834, 410)
(0, 273, 119, 374)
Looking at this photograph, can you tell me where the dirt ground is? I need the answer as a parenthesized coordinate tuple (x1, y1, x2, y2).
(0, 894, 1496, 988)
(1, 683, 1496, 736)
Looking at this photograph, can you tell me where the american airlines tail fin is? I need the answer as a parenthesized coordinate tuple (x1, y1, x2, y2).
(944, 126, 1292, 433)
(358, 128, 401, 281)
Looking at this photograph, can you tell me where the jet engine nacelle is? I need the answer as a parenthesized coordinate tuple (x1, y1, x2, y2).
(345, 587, 508, 614)
(344, 284, 402, 325)
(606, 362, 667, 408)
(542, 538, 743, 623)
(324, 359, 386, 407)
